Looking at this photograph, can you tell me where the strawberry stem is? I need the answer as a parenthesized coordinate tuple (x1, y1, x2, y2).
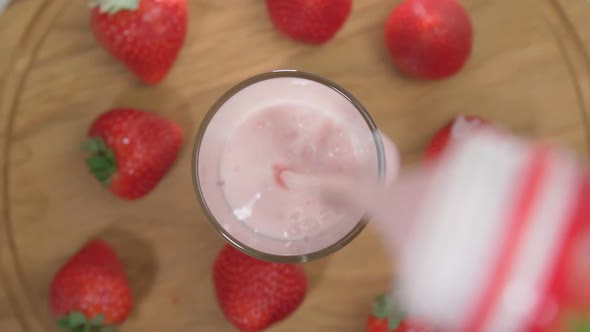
(371, 293, 404, 330)
(82, 137, 117, 186)
(57, 312, 117, 332)
(372, 294, 393, 318)
(89, 0, 140, 14)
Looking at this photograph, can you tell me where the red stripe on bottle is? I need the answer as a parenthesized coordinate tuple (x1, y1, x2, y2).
(525, 171, 590, 332)
(464, 148, 552, 332)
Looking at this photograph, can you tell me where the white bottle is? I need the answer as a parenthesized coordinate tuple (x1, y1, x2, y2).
(366, 130, 590, 332)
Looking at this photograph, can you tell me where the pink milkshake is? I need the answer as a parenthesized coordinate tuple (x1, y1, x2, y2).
(193, 70, 399, 262)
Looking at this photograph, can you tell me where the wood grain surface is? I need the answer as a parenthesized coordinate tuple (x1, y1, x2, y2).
(1, 0, 590, 331)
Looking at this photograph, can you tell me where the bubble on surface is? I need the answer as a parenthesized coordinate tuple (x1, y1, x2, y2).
(287, 222, 303, 238)
(289, 209, 303, 223)
(301, 218, 321, 234)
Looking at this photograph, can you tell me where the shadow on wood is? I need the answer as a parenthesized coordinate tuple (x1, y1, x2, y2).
(96, 228, 158, 316)
(303, 257, 330, 292)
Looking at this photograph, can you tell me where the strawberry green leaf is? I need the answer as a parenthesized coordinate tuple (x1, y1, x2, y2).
(89, 0, 140, 14)
(57, 312, 88, 331)
(90, 315, 105, 326)
(81, 138, 102, 154)
(372, 294, 394, 318)
(371, 293, 405, 330)
(57, 316, 70, 330)
(57, 311, 117, 332)
(83, 137, 117, 186)
(387, 314, 403, 331)
(69, 312, 88, 327)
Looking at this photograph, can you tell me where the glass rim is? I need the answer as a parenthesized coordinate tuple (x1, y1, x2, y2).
(191, 69, 386, 263)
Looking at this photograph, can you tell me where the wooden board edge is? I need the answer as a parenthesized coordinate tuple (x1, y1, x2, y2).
(543, 0, 590, 159)
(0, 1, 67, 331)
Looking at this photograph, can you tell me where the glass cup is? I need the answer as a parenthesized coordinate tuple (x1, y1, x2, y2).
(192, 70, 397, 263)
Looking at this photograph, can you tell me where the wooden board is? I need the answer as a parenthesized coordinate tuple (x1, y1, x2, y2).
(1, 0, 590, 331)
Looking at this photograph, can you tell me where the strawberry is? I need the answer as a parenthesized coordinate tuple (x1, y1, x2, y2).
(213, 245, 307, 332)
(366, 293, 436, 332)
(266, 0, 352, 44)
(90, 0, 188, 84)
(384, 0, 473, 80)
(424, 115, 491, 161)
(84, 108, 183, 200)
(49, 239, 133, 332)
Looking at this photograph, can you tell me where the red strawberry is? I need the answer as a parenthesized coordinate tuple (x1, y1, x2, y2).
(90, 0, 188, 84)
(266, 0, 352, 44)
(385, 0, 473, 80)
(424, 115, 491, 161)
(366, 293, 436, 332)
(49, 239, 133, 331)
(213, 245, 307, 332)
(84, 108, 183, 200)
